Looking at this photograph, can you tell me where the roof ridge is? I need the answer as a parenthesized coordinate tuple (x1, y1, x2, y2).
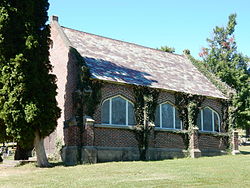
(61, 26, 185, 58)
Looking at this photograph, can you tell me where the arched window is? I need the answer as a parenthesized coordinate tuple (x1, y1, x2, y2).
(154, 102, 182, 129)
(197, 107, 220, 132)
(101, 96, 135, 126)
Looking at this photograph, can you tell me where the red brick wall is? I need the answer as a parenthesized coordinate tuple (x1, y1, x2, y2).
(93, 83, 135, 124)
(232, 131, 239, 151)
(158, 91, 175, 104)
(201, 98, 222, 115)
(50, 21, 70, 140)
(153, 132, 185, 149)
(198, 134, 227, 150)
(94, 127, 137, 147)
(64, 126, 81, 146)
(63, 82, 226, 152)
(46, 20, 79, 153)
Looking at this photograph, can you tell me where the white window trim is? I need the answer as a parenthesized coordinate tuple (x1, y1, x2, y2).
(102, 95, 134, 126)
(109, 98, 112, 124)
(199, 107, 220, 132)
(157, 102, 182, 130)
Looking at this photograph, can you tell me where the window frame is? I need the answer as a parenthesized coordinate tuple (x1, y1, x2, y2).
(156, 102, 182, 130)
(101, 95, 135, 126)
(198, 107, 220, 132)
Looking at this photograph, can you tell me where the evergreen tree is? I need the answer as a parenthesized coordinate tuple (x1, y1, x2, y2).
(200, 14, 250, 129)
(0, 0, 60, 167)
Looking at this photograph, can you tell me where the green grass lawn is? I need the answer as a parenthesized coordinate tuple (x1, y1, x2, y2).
(1, 146, 250, 188)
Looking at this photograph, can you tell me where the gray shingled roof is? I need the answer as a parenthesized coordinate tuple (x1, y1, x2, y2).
(62, 26, 226, 99)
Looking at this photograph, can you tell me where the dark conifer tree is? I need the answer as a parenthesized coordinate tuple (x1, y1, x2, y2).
(0, 0, 60, 167)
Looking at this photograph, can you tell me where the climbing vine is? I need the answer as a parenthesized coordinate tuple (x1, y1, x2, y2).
(175, 93, 204, 130)
(133, 85, 159, 160)
(175, 93, 189, 130)
(133, 86, 159, 124)
(185, 53, 237, 150)
(174, 93, 205, 150)
(70, 47, 103, 118)
(70, 47, 102, 163)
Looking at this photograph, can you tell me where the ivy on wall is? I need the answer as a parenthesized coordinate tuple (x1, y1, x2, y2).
(174, 93, 205, 150)
(175, 93, 205, 130)
(185, 53, 234, 150)
(133, 85, 159, 160)
(133, 86, 159, 125)
(174, 93, 189, 130)
(186, 53, 236, 128)
(70, 47, 103, 118)
(70, 47, 103, 163)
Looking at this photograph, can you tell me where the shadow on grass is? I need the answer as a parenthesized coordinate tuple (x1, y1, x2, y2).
(50, 161, 66, 167)
(239, 145, 250, 155)
(239, 151, 250, 155)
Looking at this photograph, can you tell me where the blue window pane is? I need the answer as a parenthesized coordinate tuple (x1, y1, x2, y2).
(112, 97, 126, 125)
(101, 100, 110, 124)
(128, 102, 135, 125)
(197, 111, 201, 130)
(162, 103, 173, 128)
(175, 109, 181, 129)
(214, 112, 220, 132)
(154, 105, 160, 127)
(203, 108, 212, 131)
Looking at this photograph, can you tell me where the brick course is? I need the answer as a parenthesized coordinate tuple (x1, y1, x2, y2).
(198, 134, 227, 150)
(94, 127, 137, 147)
(93, 83, 135, 124)
(64, 126, 81, 146)
(153, 132, 185, 149)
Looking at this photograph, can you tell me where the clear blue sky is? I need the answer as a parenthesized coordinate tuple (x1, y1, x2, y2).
(48, 0, 250, 58)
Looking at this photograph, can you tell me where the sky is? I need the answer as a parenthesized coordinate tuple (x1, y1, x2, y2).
(48, 0, 250, 59)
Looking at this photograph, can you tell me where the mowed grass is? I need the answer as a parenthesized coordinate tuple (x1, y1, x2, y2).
(1, 146, 250, 188)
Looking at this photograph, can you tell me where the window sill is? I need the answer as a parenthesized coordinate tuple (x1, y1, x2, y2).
(198, 131, 229, 137)
(154, 128, 188, 134)
(94, 125, 189, 133)
(94, 124, 135, 130)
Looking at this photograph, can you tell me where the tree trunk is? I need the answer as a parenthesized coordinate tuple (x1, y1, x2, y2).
(34, 131, 51, 167)
(14, 144, 32, 160)
(246, 127, 250, 137)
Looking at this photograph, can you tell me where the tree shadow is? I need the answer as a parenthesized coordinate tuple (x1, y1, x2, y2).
(239, 145, 250, 155)
(239, 150, 250, 155)
(84, 57, 158, 86)
(49, 161, 66, 167)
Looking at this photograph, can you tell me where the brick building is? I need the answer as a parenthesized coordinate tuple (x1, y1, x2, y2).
(47, 16, 238, 165)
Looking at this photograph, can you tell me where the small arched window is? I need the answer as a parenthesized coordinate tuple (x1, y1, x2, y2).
(154, 102, 182, 129)
(197, 107, 220, 132)
(101, 96, 135, 126)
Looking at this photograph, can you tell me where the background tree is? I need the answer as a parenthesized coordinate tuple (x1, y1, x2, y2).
(200, 14, 250, 131)
(0, 0, 60, 167)
(0, 120, 12, 144)
(158, 46, 175, 53)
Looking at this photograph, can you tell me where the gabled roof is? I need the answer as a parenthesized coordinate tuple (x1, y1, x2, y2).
(57, 22, 227, 99)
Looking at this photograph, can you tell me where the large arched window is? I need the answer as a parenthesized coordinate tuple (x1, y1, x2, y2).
(197, 107, 220, 132)
(154, 102, 182, 129)
(101, 96, 135, 126)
